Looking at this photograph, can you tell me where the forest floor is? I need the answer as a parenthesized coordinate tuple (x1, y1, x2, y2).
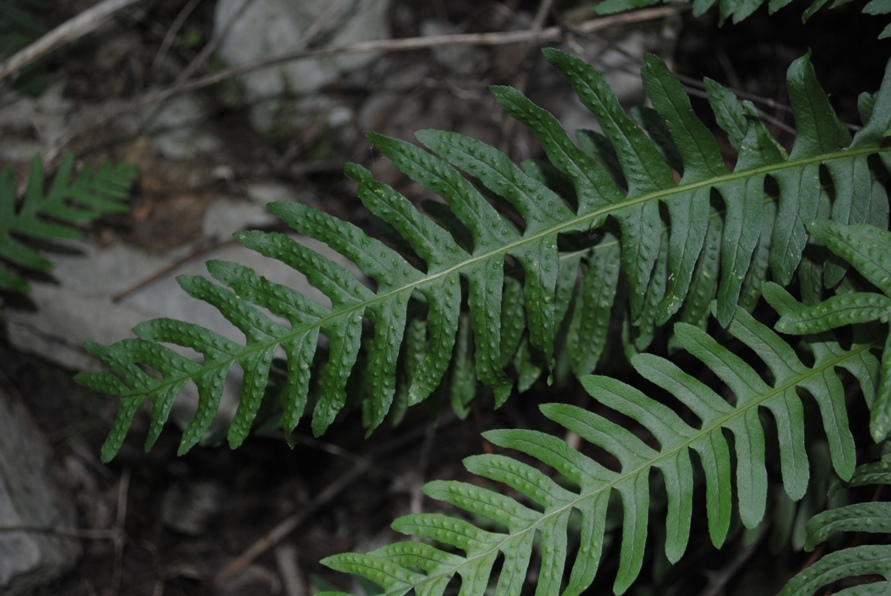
(0, 0, 888, 594)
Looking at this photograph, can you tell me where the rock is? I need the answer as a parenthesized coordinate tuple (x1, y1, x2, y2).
(212, 0, 390, 135)
(0, 83, 73, 162)
(202, 198, 279, 240)
(160, 477, 226, 536)
(420, 20, 488, 76)
(245, 181, 302, 205)
(144, 92, 220, 160)
(0, 386, 80, 594)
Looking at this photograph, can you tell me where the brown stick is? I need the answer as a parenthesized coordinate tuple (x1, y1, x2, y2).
(0, 0, 144, 81)
(46, 5, 684, 162)
(213, 413, 459, 586)
(0, 525, 119, 539)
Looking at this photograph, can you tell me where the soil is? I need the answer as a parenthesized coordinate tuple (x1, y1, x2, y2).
(0, 1, 888, 595)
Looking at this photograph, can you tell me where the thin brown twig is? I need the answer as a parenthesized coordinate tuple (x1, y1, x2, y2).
(46, 5, 684, 162)
(151, 0, 201, 72)
(111, 237, 238, 302)
(300, 0, 350, 50)
(141, 0, 257, 136)
(0, 0, 145, 81)
(701, 533, 762, 596)
(498, 0, 555, 153)
(175, 0, 257, 85)
(532, 0, 556, 32)
(0, 525, 120, 539)
(214, 412, 459, 586)
(214, 459, 371, 586)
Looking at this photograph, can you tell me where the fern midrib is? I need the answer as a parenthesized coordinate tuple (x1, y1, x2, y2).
(122, 144, 886, 403)
(394, 338, 878, 593)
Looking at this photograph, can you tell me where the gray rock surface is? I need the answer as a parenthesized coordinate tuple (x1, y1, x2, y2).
(0, 386, 80, 594)
(213, 0, 390, 135)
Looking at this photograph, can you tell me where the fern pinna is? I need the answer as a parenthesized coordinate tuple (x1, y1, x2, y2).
(76, 48, 891, 463)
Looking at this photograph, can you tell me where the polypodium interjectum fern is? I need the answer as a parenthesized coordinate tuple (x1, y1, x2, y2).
(0, 153, 135, 297)
(320, 297, 879, 595)
(76, 49, 891, 463)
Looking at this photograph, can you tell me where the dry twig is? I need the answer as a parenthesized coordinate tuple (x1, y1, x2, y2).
(110, 467, 131, 595)
(46, 5, 683, 162)
(0, 0, 144, 81)
(498, 0, 557, 152)
(214, 414, 459, 586)
(151, 0, 202, 72)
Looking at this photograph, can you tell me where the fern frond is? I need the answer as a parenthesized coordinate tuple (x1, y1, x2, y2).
(322, 299, 877, 595)
(781, 452, 891, 595)
(78, 49, 891, 462)
(0, 153, 135, 294)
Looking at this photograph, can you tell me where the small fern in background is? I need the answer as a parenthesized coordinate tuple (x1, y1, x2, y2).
(0, 153, 136, 297)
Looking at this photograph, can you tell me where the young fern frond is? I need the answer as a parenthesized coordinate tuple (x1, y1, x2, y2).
(76, 49, 891, 463)
(0, 153, 135, 295)
(780, 449, 891, 594)
(321, 299, 878, 595)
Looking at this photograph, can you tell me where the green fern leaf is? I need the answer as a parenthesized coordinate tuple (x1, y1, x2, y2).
(0, 153, 135, 295)
(80, 50, 891, 462)
(867, 0, 891, 38)
(323, 299, 872, 594)
(362, 131, 516, 404)
(804, 502, 891, 550)
(772, 52, 852, 284)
